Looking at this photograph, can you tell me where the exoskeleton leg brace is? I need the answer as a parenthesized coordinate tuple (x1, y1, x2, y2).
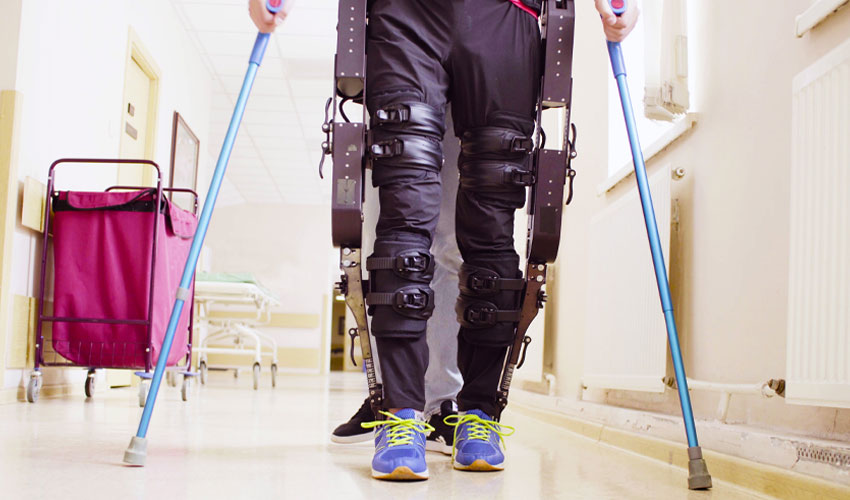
(495, 0, 578, 412)
(320, 0, 384, 413)
(320, 0, 577, 417)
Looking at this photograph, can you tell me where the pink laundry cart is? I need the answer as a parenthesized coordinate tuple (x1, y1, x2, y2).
(28, 159, 199, 406)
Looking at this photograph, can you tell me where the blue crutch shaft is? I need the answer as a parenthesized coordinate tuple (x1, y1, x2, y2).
(133, 2, 284, 441)
(605, 1, 699, 448)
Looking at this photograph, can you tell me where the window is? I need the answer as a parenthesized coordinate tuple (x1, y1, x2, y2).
(607, 0, 691, 177)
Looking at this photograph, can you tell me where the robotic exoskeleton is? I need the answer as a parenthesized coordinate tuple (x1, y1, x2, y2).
(319, 0, 577, 418)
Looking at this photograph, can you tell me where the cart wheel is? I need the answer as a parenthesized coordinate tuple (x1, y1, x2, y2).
(27, 377, 40, 403)
(138, 380, 149, 407)
(85, 370, 96, 398)
(252, 363, 261, 390)
(199, 361, 207, 385)
(181, 376, 190, 402)
(271, 363, 278, 388)
(166, 371, 177, 387)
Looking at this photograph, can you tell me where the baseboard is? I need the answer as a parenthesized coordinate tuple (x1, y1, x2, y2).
(509, 397, 850, 500)
(0, 387, 18, 404)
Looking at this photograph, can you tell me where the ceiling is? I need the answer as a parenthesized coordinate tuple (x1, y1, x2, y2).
(169, 0, 339, 206)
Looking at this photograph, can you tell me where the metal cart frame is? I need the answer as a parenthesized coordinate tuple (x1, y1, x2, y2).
(28, 158, 199, 405)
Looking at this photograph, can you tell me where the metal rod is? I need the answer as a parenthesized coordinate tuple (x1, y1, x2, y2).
(132, 33, 270, 442)
(607, 39, 699, 448)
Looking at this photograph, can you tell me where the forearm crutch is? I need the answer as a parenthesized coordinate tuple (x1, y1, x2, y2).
(123, 0, 287, 466)
(605, 0, 711, 490)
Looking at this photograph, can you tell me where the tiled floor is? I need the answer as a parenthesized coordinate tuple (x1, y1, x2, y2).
(1, 371, 766, 499)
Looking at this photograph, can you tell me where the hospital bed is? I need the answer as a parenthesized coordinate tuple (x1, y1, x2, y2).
(191, 273, 280, 390)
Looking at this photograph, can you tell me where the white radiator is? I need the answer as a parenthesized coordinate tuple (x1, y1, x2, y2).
(583, 166, 671, 392)
(786, 38, 850, 409)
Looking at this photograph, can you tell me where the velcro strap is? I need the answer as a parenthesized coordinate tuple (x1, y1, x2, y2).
(459, 161, 535, 189)
(459, 266, 525, 296)
(371, 102, 445, 139)
(459, 300, 521, 329)
(462, 127, 534, 156)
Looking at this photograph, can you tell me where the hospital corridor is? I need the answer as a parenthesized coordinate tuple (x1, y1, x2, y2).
(1, 1, 849, 499)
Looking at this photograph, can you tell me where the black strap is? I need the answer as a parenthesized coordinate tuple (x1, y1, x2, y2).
(367, 251, 432, 274)
(458, 161, 535, 189)
(371, 102, 444, 138)
(459, 300, 522, 329)
(368, 132, 442, 172)
(459, 265, 525, 295)
(462, 127, 534, 156)
(367, 286, 435, 319)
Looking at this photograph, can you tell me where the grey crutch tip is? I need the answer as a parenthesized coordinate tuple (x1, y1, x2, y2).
(123, 436, 148, 466)
(688, 458, 712, 489)
(687, 446, 712, 490)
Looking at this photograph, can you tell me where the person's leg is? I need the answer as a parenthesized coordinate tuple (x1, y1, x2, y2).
(423, 110, 464, 454)
(331, 117, 462, 449)
(424, 111, 464, 417)
(362, 0, 451, 480)
(447, 0, 541, 470)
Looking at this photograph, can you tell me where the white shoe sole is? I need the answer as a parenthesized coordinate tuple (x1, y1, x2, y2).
(330, 432, 373, 444)
(425, 439, 452, 455)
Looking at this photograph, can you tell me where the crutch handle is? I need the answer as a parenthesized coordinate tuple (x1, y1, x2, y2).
(266, 0, 284, 13)
(607, 0, 627, 16)
(605, 0, 627, 77)
(250, 1, 288, 65)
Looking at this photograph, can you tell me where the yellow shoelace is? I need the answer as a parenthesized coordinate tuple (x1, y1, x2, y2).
(444, 413, 516, 455)
(361, 411, 436, 447)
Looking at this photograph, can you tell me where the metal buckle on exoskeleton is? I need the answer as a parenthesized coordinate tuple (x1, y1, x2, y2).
(507, 167, 535, 186)
(370, 138, 404, 158)
(510, 136, 534, 154)
(375, 104, 411, 124)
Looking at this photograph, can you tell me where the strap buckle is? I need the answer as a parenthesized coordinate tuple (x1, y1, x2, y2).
(469, 275, 498, 292)
(375, 104, 411, 124)
(370, 139, 404, 158)
(465, 305, 496, 327)
(510, 136, 534, 154)
(395, 289, 429, 310)
(397, 253, 430, 273)
(507, 167, 535, 186)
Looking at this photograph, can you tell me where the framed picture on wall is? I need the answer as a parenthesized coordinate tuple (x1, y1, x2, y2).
(169, 111, 200, 211)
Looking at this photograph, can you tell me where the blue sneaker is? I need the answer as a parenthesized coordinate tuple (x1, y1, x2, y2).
(361, 409, 434, 480)
(446, 409, 515, 471)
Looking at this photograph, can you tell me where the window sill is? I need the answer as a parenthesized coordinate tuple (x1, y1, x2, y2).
(597, 112, 698, 196)
(795, 0, 850, 37)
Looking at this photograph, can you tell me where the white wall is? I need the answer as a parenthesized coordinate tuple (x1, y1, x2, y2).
(3, 0, 214, 389)
(547, 0, 850, 442)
